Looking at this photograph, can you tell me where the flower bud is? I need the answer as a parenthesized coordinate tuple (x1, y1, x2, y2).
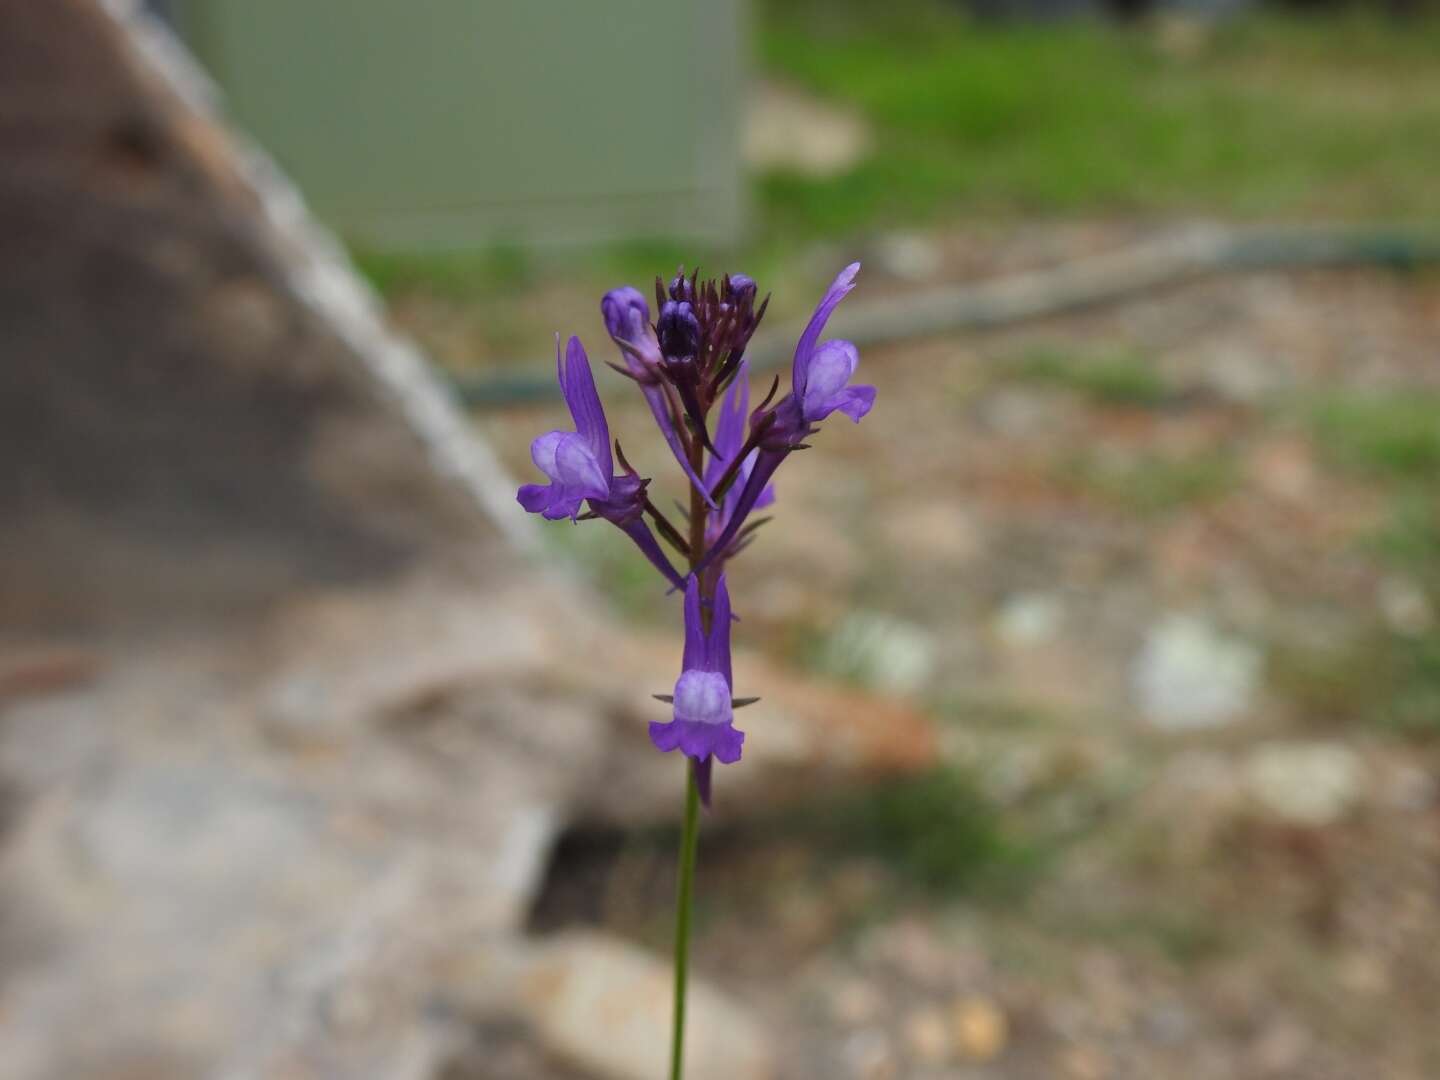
(601, 287, 651, 347)
(657, 300, 700, 360)
(725, 273, 757, 308)
(668, 268, 696, 304)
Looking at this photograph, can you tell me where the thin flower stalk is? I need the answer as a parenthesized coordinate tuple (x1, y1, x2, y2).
(515, 263, 873, 1079)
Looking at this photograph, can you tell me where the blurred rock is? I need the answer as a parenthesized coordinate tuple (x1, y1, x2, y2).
(1243, 741, 1362, 827)
(1376, 760, 1437, 814)
(862, 920, 952, 989)
(1335, 950, 1392, 997)
(1247, 437, 1317, 502)
(1060, 1042, 1113, 1080)
(1133, 615, 1262, 730)
(952, 994, 1008, 1063)
(1247, 1019, 1311, 1076)
(517, 933, 775, 1080)
(903, 1007, 952, 1065)
(978, 387, 1072, 438)
(829, 978, 888, 1027)
(1195, 343, 1289, 405)
(873, 232, 945, 283)
(745, 82, 871, 178)
(842, 1029, 898, 1080)
(1140, 999, 1193, 1046)
(1378, 576, 1434, 637)
(996, 591, 1065, 648)
(818, 612, 938, 696)
(1153, 14, 1214, 61)
(880, 502, 985, 567)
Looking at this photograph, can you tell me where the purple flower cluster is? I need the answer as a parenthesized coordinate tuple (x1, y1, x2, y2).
(518, 264, 874, 804)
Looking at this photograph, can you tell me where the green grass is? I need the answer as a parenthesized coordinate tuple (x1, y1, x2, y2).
(547, 525, 677, 623)
(759, 3, 1440, 236)
(1273, 491, 1440, 733)
(1065, 906, 1231, 967)
(1373, 493, 1440, 582)
(1273, 627, 1440, 734)
(1063, 450, 1238, 516)
(1308, 393, 1440, 481)
(354, 242, 536, 300)
(800, 766, 1042, 896)
(1010, 348, 1170, 407)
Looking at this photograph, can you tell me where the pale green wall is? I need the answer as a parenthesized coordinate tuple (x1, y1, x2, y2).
(175, 2, 746, 251)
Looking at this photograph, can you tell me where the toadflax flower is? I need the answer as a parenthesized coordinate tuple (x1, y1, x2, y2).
(698, 262, 874, 571)
(650, 574, 744, 803)
(521, 262, 872, 1072)
(704, 359, 775, 565)
(517, 335, 686, 590)
(602, 287, 715, 507)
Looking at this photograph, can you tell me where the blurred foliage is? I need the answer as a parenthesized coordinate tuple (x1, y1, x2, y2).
(1274, 482, 1440, 732)
(1273, 626, 1440, 733)
(1065, 905, 1231, 966)
(1308, 392, 1440, 481)
(760, 1, 1440, 236)
(1373, 493, 1440, 580)
(1010, 348, 1171, 407)
(797, 766, 1044, 896)
(355, 242, 536, 300)
(1061, 448, 1238, 515)
(547, 524, 677, 623)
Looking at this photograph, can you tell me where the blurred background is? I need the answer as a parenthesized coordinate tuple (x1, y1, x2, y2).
(7, 0, 1440, 1076)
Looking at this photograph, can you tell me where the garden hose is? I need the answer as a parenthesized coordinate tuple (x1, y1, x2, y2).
(450, 225, 1440, 410)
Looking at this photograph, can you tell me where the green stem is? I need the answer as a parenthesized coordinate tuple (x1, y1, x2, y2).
(669, 762, 702, 1080)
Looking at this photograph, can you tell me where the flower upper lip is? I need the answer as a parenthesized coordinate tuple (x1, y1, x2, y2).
(695, 262, 874, 574)
(515, 335, 685, 590)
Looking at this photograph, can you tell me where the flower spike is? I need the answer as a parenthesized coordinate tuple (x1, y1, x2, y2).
(696, 264, 874, 573)
(516, 336, 685, 590)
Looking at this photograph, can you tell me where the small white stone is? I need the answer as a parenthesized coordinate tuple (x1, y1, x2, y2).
(873, 232, 944, 283)
(842, 1029, 897, 1080)
(519, 932, 775, 1080)
(1243, 741, 1363, 827)
(951, 995, 1008, 1063)
(829, 978, 886, 1026)
(995, 592, 1065, 648)
(1378, 576, 1433, 637)
(744, 82, 871, 178)
(1133, 615, 1262, 730)
(821, 613, 937, 696)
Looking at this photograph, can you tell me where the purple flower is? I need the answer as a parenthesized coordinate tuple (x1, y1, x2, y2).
(727, 273, 757, 307)
(715, 273, 764, 361)
(666, 268, 696, 305)
(600, 287, 659, 369)
(657, 300, 701, 361)
(704, 360, 775, 560)
(650, 575, 744, 773)
(698, 263, 873, 571)
(517, 336, 686, 590)
(787, 262, 875, 427)
(602, 288, 715, 507)
(516, 335, 613, 522)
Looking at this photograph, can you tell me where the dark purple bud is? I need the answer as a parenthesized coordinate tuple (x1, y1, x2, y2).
(657, 300, 700, 360)
(726, 273, 757, 308)
(668, 268, 696, 304)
